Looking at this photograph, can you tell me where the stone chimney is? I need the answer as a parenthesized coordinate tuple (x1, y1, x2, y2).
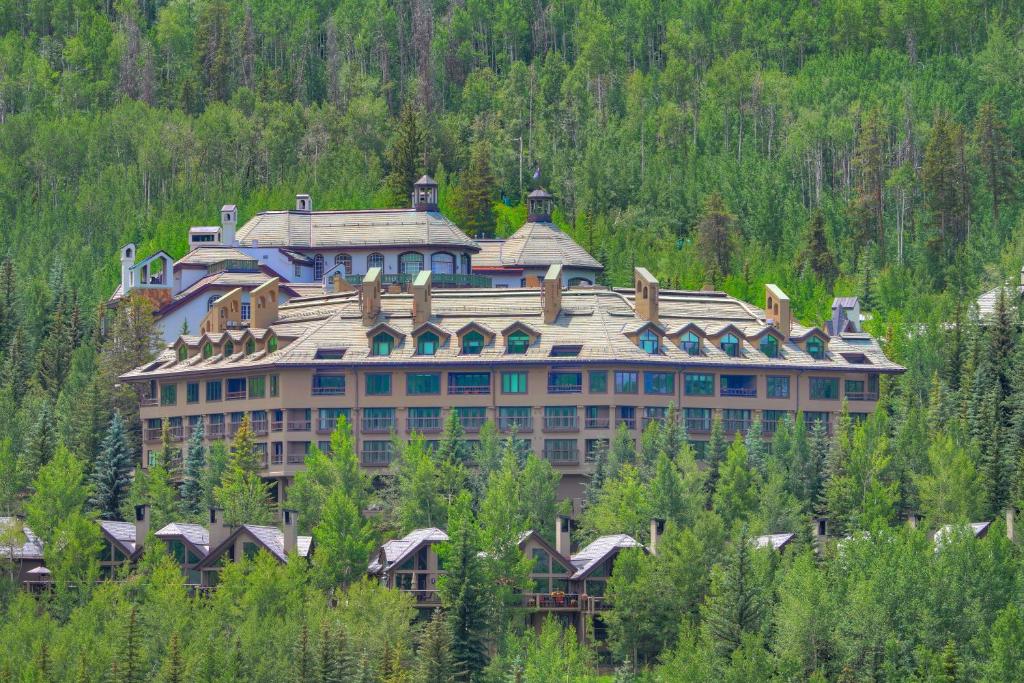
(555, 514, 571, 558)
(634, 267, 659, 323)
(282, 508, 298, 556)
(251, 277, 280, 329)
(120, 244, 136, 294)
(1008, 506, 1018, 543)
(220, 204, 237, 246)
(765, 284, 792, 338)
(412, 270, 432, 325)
(361, 267, 382, 325)
(649, 518, 665, 556)
(209, 508, 229, 550)
(412, 175, 439, 211)
(134, 504, 150, 551)
(296, 194, 312, 212)
(527, 189, 553, 222)
(543, 264, 562, 324)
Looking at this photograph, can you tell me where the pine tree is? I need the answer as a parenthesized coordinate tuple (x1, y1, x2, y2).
(712, 435, 759, 526)
(700, 526, 767, 660)
(0, 256, 15, 352)
(798, 210, 838, 285)
(294, 620, 312, 683)
(705, 413, 728, 494)
(229, 414, 261, 473)
(921, 110, 971, 265)
(851, 106, 886, 248)
(1, 326, 32, 402)
(23, 400, 56, 475)
(693, 193, 737, 285)
(162, 632, 183, 683)
(116, 606, 143, 683)
(90, 412, 134, 519)
(180, 419, 205, 515)
(385, 102, 425, 204)
(450, 137, 497, 237)
(974, 101, 1017, 224)
(415, 609, 456, 683)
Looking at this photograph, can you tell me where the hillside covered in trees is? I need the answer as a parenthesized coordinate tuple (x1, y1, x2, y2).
(4, 0, 1024, 680)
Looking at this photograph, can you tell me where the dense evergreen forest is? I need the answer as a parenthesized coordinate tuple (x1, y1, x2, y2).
(4, 0, 1024, 680)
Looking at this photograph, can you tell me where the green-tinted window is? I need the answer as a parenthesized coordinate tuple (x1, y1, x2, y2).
(614, 371, 638, 394)
(721, 334, 740, 357)
(242, 542, 260, 561)
(407, 373, 441, 395)
(462, 331, 484, 355)
(680, 332, 700, 355)
(177, 346, 188, 361)
(416, 332, 439, 356)
(807, 337, 825, 359)
(249, 376, 265, 398)
(366, 373, 392, 395)
(810, 377, 839, 400)
(224, 341, 234, 356)
(206, 380, 222, 401)
(202, 342, 213, 359)
(269, 375, 279, 397)
(372, 332, 394, 356)
(245, 339, 256, 355)
(767, 376, 790, 398)
(267, 336, 278, 353)
(589, 371, 608, 393)
(160, 383, 177, 406)
(638, 330, 660, 354)
(502, 372, 528, 393)
(644, 372, 674, 395)
(684, 373, 714, 396)
(507, 331, 530, 354)
(186, 382, 199, 404)
(760, 335, 779, 358)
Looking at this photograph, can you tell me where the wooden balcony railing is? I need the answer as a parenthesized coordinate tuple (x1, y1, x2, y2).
(498, 416, 533, 433)
(144, 428, 163, 441)
(287, 420, 311, 432)
(317, 419, 339, 434)
(720, 387, 757, 398)
(362, 416, 396, 434)
(685, 418, 711, 434)
(407, 416, 442, 433)
(271, 420, 283, 432)
(399, 589, 441, 605)
(458, 415, 487, 433)
(140, 396, 158, 407)
(226, 390, 246, 401)
(448, 384, 490, 395)
(547, 383, 582, 394)
(616, 417, 636, 430)
(543, 415, 579, 432)
(544, 448, 579, 465)
(286, 453, 307, 465)
(311, 385, 345, 396)
(522, 592, 581, 610)
(723, 419, 751, 434)
(585, 416, 610, 429)
(168, 426, 184, 441)
(251, 420, 268, 436)
(207, 424, 225, 439)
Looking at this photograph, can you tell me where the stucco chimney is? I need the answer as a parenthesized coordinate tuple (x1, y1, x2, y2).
(296, 194, 312, 212)
(634, 267, 659, 323)
(220, 204, 237, 246)
(650, 518, 665, 556)
(543, 264, 562, 324)
(765, 284, 792, 338)
(120, 244, 136, 294)
(134, 504, 150, 551)
(812, 516, 828, 555)
(555, 514, 571, 558)
(251, 277, 280, 329)
(362, 267, 382, 325)
(412, 270, 432, 326)
(209, 508, 228, 550)
(282, 508, 298, 556)
(1008, 506, 1018, 543)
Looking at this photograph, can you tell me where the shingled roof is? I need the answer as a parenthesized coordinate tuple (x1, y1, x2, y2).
(473, 222, 602, 271)
(368, 528, 448, 575)
(570, 534, 643, 579)
(0, 517, 45, 560)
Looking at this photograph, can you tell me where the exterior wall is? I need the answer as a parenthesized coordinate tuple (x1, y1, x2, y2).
(242, 247, 476, 283)
(154, 287, 291, 345)
(175, 266, 209, 293)
(486, 268, 598, 289)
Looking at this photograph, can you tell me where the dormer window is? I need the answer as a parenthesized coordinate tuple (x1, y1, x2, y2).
(807, 337, 825, 359)
(721, 334, 740, 357)
(462, 331, 484, 355)
(680, 332, 700, 356)
(760, 335, 779, 358)
(245, 339, 256, 355)
(202, 342, 213, 359)
(639, 330, 660, 354)
(224, 341, 235, 357)
(267, 336, 278, 353)
(416, 332, 439, 356)
(507, 331, 530, 354)
(372, 332, 395, 357)
(177, 346, 188, 362)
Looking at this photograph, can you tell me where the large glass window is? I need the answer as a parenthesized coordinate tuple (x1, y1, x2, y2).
(206, 380, 222, 402)
(313, 254, 325, 280)
(461, 331, 484, 355)
(684, 373, 714, 396)
(249, 376, 265, 398)
(312, 374, 345, 396)
(680, 332, 701, 355)
(186, 382, 199, 404)
(416, 332, 439, 356)
(407, 373, 441, 395)
(335, 253, 352, 274)
(226, 377, 246, 399)
(766, 376, 790, 399)
(760, 335, 779, 358)
(644, 372, 675, 395)
(548, 372, 583, 393)
(721, 333, 741, 357)
(615, 371, 639, 394)
(720, 375, 756, 398)
(807, 337, 826, 359)
(810, 377, 839, 400)
(367, 253, 384, 270)
(431, 252, 455, 274)
(502, 372, 528, 394)
(372, 332, 395, 356)
(366, 373, 392, 395)
(448, 373, 491, 394)
(399, 251, 424, 274)
(684, 407, 712, 433)
(589, 370, 608, 393)
(270, 375, 279, 397)
(160, 383, 177, 406)
(506, 331, 530, 354)
(638, 330, 660, 354)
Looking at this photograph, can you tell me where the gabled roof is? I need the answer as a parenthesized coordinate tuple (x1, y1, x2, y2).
(155, 523, 211, 555)
(667, 322, 706, 338)
(705, 322, 746, 340)
(934, 521, 992, 545)
(790, 326, 830, 342)
(411, 321, 452, 341)
(366, 322, 407, 341)
(745, 325, 786, 342)
(501, 321, 541, 339)
(99, 520, 137, 556)
(0, 517, 44, 560)
(472, 222, 602, 271)
(570, 534, 643, 580)
(175, 246, 252, 267)
(368, 528, 448, 575)
(517, 530, 574, 573)
(754, 532, 796, 550)
(196, 525, 312, 567)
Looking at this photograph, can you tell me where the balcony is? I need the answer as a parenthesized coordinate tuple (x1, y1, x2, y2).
(252, 420, 268, 436)
(547, 383, 582, 394)
(207, 423, 226, 439)
(361, 449, 393, 467)
(544, 447, 579, 465)
(642, 416, 666, 430)
(522, 593, 581, 610)
(346, 272, 492, 289)
(226, 390, 247, 401)
(845, 391, 879, 402)
(168, 426, 184, 442)
(685, 418, 711, 434)
(287, 420, 311, 432)
(228, 422, 243, 438)
(543, 415, 579, 432)
(448, 384, 490, 395)
(723, 419, 751, 434)
(144, 427, 162, 441)
(720, 387, 757, 398)
(362, 416, 396, 434)
(271, 419, 283, 432)
(270, 452, 283, 466)
(286, 453, 306, 465)
(312, 384, 345, 396)
(498, 416, 533, 433)
(458, 414, 487, 433)
(407, 416, 442, 433)
(140, 396, 158, 407)
(317, 420, 338, 434)
(616, 417, 637, 430)
(762, 420, 779, 435)
(399, 589, 441, 605)
(585, 416, 610, 429)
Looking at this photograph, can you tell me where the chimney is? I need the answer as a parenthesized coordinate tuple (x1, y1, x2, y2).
(361, 267, 382, 325)
(542, 264, 562, 324)
(555, 514, 571, 557)
(282, 508, 298, 556)
(120, 244, 136, 294)
(296, 194, 312, 212)
(220, 204, 237, 246)
(649, 518, 665, 556)
(812, 516, 828, 555)
(251, 277, 280, 329)
(1008, 506, 1018, 543)
(906, 511, 920, 530)
(134, 504, 150, 551)
(412, 270, 432, 326)
(634, 267, 659, 323)
(412, 175, 439, 211)
(209, 508, 228, 550)
(527, 189, 553, 222)
(765, 284, 792, 338)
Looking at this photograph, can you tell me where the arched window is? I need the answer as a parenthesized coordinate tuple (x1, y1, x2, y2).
(224, 341, 234, 356)
(721, 334, 740, 357)
(207, 295, 219, 311)
(568, 277, 592, 286)
(760, 335, 779, 358)
(367, 253, 384, 270)
(462, 331, 484, 355)
(461, 254, 471, 274)
(334, 253, 352, 275)
(417, 332, 439, 356)
(245, 339, 256, 355)
(807, 336, 825, 359)
(399, 251, 424, 275)
(639, 330, 660, 354)
(372, 332, 395, 356)
(177, 346, 188, 362)
(267, 336, 278, 353)
(680, 332, 700, 356)
(506, 331, 530, 354)
(431, 252, 455, 274)
(313, 254, 325, 280)
(202, 342, 213, 359)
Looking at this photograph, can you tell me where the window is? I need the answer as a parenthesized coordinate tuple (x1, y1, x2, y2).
(638, 330, 660, 354)
(224, 341, 234, 356)
(502, 372, 527, 393)
(544, 439, 578, 463)
(399, 251, 424, 274)
(684, 407, 711, 433)
(367, 253, 384, 270)
(407, 373, 441, 395)
(498, 406, 531, 431)
(318, 408, 350, 432)
(449, 373, 491, 394)
(845, 379, 865, 399)
(644, 372, 675, 395)
(312, 374, 345, 396)
(362, 408, 396, 433)
(202, 342, 213, 359)
(617, 406, 636, 429)
(461, 331, 484, 355)
(249, 376, 266, 398)
(160, 383, 177, 406)
(371, 332, 395, 356)
(760, 335, 779, 358)
(723, 409, 752, 433)
(408, 407, 442, 432)
(314, 348, 346, 360)
(585, 439, 609, 462)
(294, 262, 302, 278)
(720, 333, 740, 357)
(589, 370, 608, 393)
(270, 375, 279, 397)
(544, 406, 578, 431)
(267, 336, 278, 353)
(313, 254, 325, 280)
(245, 339, 255, 355)
(807, 336, 826, 359)
(805, 412, 830, 431)
(720, 375, 756, 398)
(506, 331, 530, 354)
(206, 380, 222, 402)
(186, 382, 199, 404)
(366, 373, 392, 395)
(431, 252, 455, 274)
(810, 377, 839, 400)
(206, 295, 219, 311)
(614, 371, 638, 394)
(226, 377, 246, 399)
(335, 253, 352, 273)
(548, 371, 583, 393)
(240, 301, 250, 321)
(456, 407, 488, 431)
(767, 376, 790, 399)
(177, 346, 188, 362)
(415, 332, 440, 356)
(684, 373, 714, 396)
(550, 344, 582, 357)
(680, 332, 701, 355)
(763, 410, 788, 434)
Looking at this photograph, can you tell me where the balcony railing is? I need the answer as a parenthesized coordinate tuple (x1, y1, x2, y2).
(398, 589, 441, 605)
(312, 385, 345, 396)
(361, 450, 393, 467)
(723, 419, 752, 434)
(458, 414, 487, 432)
(543, 415, 579, 432)
(547, 383, 582, 394)
(288, 420, 312, 432)
(207, 424, 226, 439)
(498, 416, 533, 433)
(585, 416, 610, 429)
(522, 593, 581, 610)
(685, 418, 711, 434)
(362, 416, 396, 434)
(762, 420, 780, 435)
(544, 448, 579, 465)
(168, 426, 184, 441)
(720, 387, 757, 398)
(845, 391, 879, 401)
(448, 384, 490, 395)
(140, 396, 158, 407)
(317, 420, 338, 434)
(270, 453, 283, 465)
(226, 390, 247, 401)
(144, 428, 162, 441)
(228, 422, 243, 437)
(271, 419, 283, 432)
(407, 416, 442, 433)
(642, 416, 666, 430)
(346, 272, 492, 289)
(252, 420, 268, 436)
(286, 453, 306, 465)
(616, 417, 637, 430)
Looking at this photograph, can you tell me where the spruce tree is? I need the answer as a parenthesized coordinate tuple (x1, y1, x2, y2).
(705, 413, 728, 494)
(90, 412, 134, 519)
(0, 256, 15, 352)
(416, 609, 456, 683)
(384, 102, 424, 204)
(450, 137, 497, 237)
(23, 400, 56, 475)
(693, 193, 737, 285)
(180, 419, 205, 516)
(798, 210, 838, 285)
(1, 326, 31, 402)
(974, 101, 1017, 223)
(162, 632, 183, 683)
(700, 526, 767, 660)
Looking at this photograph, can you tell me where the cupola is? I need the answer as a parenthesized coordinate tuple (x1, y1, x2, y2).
(527, 188, 554, 222)
(413, 175, 439, 212)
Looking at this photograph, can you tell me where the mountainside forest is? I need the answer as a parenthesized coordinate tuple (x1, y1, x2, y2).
(4, 0, 1024, 681)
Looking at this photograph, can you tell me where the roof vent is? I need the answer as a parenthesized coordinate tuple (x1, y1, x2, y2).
(296, 194, 312, 212)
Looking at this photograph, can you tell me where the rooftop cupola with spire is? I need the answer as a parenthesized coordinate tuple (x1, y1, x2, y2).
(413, 175, 439, 212)
(527, 188, 554, 223)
